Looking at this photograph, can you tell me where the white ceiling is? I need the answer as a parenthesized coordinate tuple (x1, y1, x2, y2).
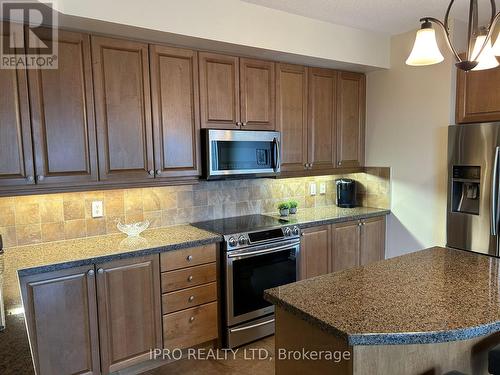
(242, 0, 498, 35)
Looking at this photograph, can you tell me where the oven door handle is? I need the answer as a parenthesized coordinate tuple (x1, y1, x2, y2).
(273, 137, 280, 172)
(229, 318, 275, 333)
(227, 242, 300, 259)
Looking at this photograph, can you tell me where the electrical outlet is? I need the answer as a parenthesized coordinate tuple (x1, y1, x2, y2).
(319, 182, 326, 195)
(310, 182, 317, 196)
(91, 201, 104, 218)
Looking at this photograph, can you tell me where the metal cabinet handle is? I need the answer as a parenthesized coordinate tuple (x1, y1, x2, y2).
(97, 268, 104, 274)
(88, 269, 95, 277)
(187, 275, 193, 282)
(189, 316, 195, 322)
(37, 175, 45, 181)
(242, 122, 247, 127)
(338, 162, 342, 166)
(148, 170, 154, 176)
(236, 122, 242, 126)
(26, 175, 34, 182)
(188, 295, 195, 302)
(156, 170, 161, 176)
(186, 255, 193, 262)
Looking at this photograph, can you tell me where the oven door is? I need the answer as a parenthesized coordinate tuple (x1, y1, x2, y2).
(225, 239, 299, 326)
(205, 129, 280, 179)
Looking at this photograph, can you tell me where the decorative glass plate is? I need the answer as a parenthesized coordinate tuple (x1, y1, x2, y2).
(116, 220, 150, 237)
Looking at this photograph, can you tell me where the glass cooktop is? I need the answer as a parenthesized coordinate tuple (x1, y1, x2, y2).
(192, 214, 289, 235)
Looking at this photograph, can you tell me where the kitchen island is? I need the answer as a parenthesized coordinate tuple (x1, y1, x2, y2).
(265, 247, 500, 375)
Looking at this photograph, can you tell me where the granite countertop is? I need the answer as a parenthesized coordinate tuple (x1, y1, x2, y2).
(0, 224, 222, 375)
(265, 206, 390, 228)
(265, 247, 500, 346)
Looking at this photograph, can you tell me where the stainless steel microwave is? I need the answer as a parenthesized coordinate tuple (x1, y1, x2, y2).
(202, 129, 281, 180)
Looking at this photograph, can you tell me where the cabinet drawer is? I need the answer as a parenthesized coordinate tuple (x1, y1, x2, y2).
(163, 302, 218, 350)
(161, 263, 216, 292)
(162, 282, 217, 314)
(160, 244, 217, 271)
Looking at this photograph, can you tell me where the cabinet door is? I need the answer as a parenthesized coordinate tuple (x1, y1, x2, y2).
(456, 64, 500, 123)
(240, 58, 275, 130)
(276, 63, 308, 172)
(336, 72, 365, 168)
(92, 36, 154, 182)
(360, 216, 386, 266)
(20, 266, 100, 375)
(308, 68, 337, 171)
(0, 34, 35, 188)
(199, 52, 240, 129)
(29, 29, 98, 186)
(331, 220, 360, 272)
(150, 45, 200, 178)
(300, 225, 331, 280)
(96, 255, 162, 374)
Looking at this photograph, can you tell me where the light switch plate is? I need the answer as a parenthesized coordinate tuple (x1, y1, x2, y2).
(319, 182, 326, 195)
(91, 201, 104, 218)
(310, 183, 317, 196)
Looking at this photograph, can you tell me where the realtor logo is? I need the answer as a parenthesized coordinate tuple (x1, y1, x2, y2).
(1, 1, 58, 69)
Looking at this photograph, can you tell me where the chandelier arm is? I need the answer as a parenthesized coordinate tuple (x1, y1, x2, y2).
(466, 0, 478, 61)
(471, 11, 500, 61)
(443, 0, 455, 31)
(420, 17, 461, 62)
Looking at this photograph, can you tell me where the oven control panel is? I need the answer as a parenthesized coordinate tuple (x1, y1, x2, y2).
(225, 225, 300, 250)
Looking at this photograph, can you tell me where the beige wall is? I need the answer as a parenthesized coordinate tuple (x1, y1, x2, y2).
(52, 0, 390, 70)
(365, 30, 455, 257)
(0, 170, 390, 248)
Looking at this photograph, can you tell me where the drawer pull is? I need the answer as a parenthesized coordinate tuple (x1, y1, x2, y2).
(187, 275, 193, 282)
(188, 295, 195, 302)
(186, 255, 193, 262)
(189, 316, 195, 323)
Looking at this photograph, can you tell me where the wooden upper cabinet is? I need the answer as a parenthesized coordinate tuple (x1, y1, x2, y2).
(331, 220, 360, 272)
(300, 225, 331, 280)
(240, 58, 275, 130)
(20, 266, 100, 375)
(360, 216, 386, 266)
(92, 36, 154, 182)
(29, 29, 98, 186)
(336, 72, 365, 168)
(199, 52, 240, 129)
(0, 29, 35, 188)
(308, 68, 337, 171)
(150, 45, 201, 178)
(276, 63, 308, 172)
(96, 255, 162, 374)
(456, 64, 500, 123)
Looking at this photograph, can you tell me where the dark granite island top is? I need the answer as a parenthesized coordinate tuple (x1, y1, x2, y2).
(265, 247, 500, 346)
(0, 224, 222, 375)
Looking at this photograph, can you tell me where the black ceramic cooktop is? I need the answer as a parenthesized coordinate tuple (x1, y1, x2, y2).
(192, 214, 289, 235)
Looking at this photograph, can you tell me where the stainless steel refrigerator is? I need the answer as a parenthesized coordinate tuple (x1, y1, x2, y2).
(447, 122, 500, 256)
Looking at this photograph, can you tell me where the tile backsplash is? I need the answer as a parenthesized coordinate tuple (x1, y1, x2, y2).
(0, 168, 390, 247)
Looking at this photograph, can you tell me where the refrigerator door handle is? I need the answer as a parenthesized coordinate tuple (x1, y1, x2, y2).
(491, 147, 500, 236)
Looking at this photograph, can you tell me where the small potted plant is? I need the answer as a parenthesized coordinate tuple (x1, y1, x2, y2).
(289, 200, 298, 214)
(278, 202, 290, 217)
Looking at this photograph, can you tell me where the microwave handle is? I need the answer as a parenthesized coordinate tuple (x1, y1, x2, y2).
(273, 138, 280, 172)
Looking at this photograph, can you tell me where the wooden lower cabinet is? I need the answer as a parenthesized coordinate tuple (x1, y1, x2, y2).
(300, 225, 331, 279)
(20, 266, 100, 375)
(96, 255, 162, 374)
(300, 216, 386, 279)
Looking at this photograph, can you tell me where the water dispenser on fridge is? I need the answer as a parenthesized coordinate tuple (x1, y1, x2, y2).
(451, 166, 480, 215)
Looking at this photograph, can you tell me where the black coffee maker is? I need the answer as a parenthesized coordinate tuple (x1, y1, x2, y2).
(336, 179, 357, 208)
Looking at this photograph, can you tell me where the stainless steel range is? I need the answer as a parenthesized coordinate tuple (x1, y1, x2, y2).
(192, 215, 300, 348)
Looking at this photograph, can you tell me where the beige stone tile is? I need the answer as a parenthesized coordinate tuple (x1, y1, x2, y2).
(143, 188, 161, 212)
(86, 218, 107, 237)
(15, 203, 40, 225)
(125, 212, 145, 223)
(63, 199, 85, 221)
(157, 189, 177, 210)
(64, 220, 87, 240)
(40, 199, 64, 223)
(161, 209, 177, 226)
(0, 204, 15, 226)
(104, 190, 125, 216)
(177, 191, 194, 208)
(175, 208, 193, 224)
(0, 226, 17, 247)
(124, 189, 143, 213)
(144, 211, 161, 228)
(106, 215, 124, 234)
(193, 190, 208, 207)
(0, 197, 15, 207)
(16, 224, 42, 246)
(41, 222, 65, 242)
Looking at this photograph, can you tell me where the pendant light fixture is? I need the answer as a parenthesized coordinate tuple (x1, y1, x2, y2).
(407, 0, 500, 71)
